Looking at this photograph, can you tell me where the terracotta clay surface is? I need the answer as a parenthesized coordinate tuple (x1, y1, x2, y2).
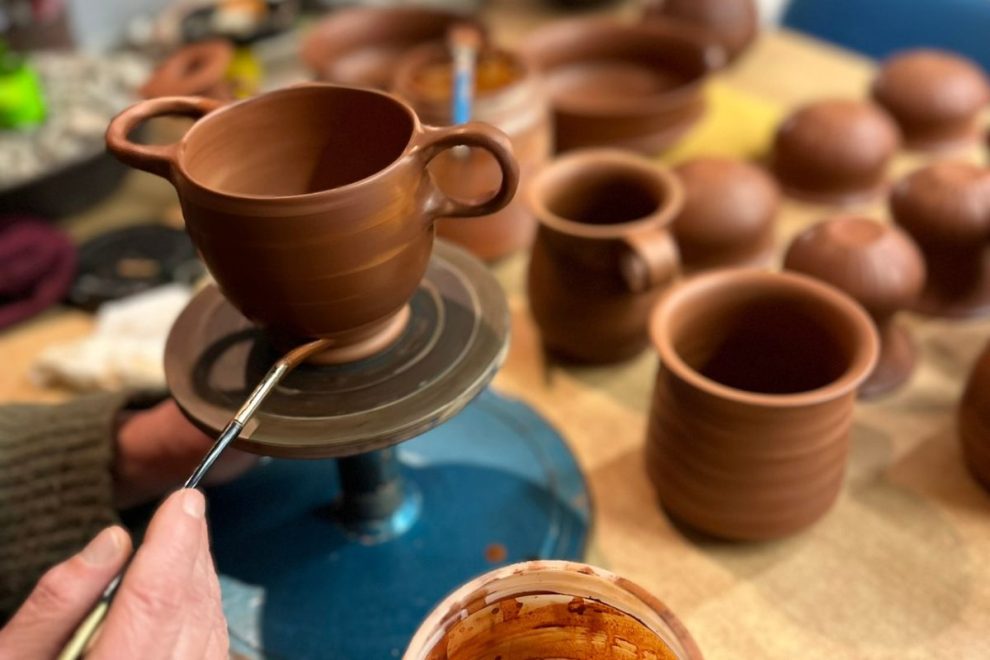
(671, 157, 779, 271)
(106, 84, 518, 360)
(527, 149, 682, 363)
(872, 49, 990, 152)
(959, 340, 990, 492)
(784, 216, 926, 399)
(646, 269, 878, 540)
(890, 161, 990, 318)
(140, 39, 234, 99)
(642, 0, 758, 63)
(772, 99, 901, 206)
(523, 17, 724, 154)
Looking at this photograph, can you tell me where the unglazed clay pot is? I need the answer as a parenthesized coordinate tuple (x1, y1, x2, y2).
(523, 17, 725, 154)
(642, 0, 758, 63)
(872, 49, 990, 152)
(404, 561, 703, 660)
(671, 157, 779, 271)
(959, 340, 990, 491)
(106, 84, 518, 363)
(392, 44, 552, 261)
(140, 40, 235, 100)
(528, 150, 683, 363)
(646, 269, 878, 540)
(772, 99, 901, 206)
(890, 162, 990, 318)
(784, 216, 925, 399)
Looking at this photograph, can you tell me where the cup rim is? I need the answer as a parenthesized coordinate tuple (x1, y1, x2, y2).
(650, 268, 879, 408)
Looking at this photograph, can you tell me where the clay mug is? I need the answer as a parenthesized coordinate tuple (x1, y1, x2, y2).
(646, 269, 878, 540)
(959, 339, 990, 492)
(527, 149, 683, 363)
(106, 84, 519, 363)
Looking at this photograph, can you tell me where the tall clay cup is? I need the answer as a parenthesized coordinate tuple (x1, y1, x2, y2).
(106, 84, 518, 363)
(646, 270, 878, 540)
(528, 150, 683, 363)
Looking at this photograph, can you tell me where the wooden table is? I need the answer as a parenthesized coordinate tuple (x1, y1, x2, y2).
(2, 5, 989, 658)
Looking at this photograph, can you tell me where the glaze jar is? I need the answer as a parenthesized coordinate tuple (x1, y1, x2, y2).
(959, 340, 990, 492)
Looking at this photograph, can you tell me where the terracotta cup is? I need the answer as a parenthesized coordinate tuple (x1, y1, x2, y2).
(959, 340, 990, 492)
(140, 40, 235, 100)
(527, 149, 683, 363)
(106, 84, 518, 362)
(404, 561, 703, 660)
(646, 269, 878, 540)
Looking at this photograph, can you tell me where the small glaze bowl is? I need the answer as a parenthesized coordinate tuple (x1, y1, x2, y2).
(772, 99, 901, 206)
(872, 49, 990, 152)
(404, 561, 703, 659)
(672, 157, 779, 271)
(141, 40, 234, 99)
(523, 17, 725, 154)
(959, 340, 990, 492)
(784, 216, 926, 398)
(642, 0, 758, 63)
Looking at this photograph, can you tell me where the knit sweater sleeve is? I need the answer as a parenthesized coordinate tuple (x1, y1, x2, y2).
(0, 393, 126, 618)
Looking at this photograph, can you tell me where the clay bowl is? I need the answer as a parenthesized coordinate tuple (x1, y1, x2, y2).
(872, 49, 990, 152)
(784, 216, 925, 399)
(140, 39, 235, 100)
(959, 340, 990, 491)
(404, 561, 703, 659)
(523, 17, 726, 154)
(672, 157, 779, 272)
(300, 6, 482, 89)
(772, 99, 901, 206)
(642, 0, 758, 63)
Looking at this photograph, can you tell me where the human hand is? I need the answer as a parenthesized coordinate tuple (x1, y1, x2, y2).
(0, 489, 228, 660)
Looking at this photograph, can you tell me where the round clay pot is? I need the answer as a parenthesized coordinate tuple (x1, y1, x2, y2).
(889, 161, 990, 318)
(646, 269, 878, 540)
(404, 561, 703, 660)
(392, 44, 552, 262)
(784, 216, 925, 399)
(959, 340, 990, 492)
(528, 149, 683, 363)
(106, 84, 518, 363)
(140, 39, 235, 100)
(771, 99, 901, 206)
(672, 157, 779, 272)
(523, 17, 725, 154)
(642, 0, 758, 63)
(872, 49, 990, 152)
(300, 6, 482, 89)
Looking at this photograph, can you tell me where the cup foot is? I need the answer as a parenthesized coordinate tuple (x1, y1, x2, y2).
(306, 305, 411, 365)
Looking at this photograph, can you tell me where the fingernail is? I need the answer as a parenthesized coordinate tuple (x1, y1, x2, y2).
(80, 527, 125, 566)
(181, 488, 206, 518)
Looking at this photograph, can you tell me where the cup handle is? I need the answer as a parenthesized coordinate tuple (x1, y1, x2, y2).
(414, 123, 520, 218)
(619, 230, 680, 293)
(105, 96, 225, 180)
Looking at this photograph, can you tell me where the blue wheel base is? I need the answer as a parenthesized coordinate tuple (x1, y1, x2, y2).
(202, 389, 591, 659)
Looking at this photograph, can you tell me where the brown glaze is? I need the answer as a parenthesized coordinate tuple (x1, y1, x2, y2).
(646, 269, 878, 540)
(772, 99, 901, 206)
(959, 340, 990, 492)
(889, 162, 990, 318)
(300, 6, 482, 89)
(523, 17, 725, 154)
(527, 150, 683, 363)
(393, 44, 552, 261)
(872, 49, 990, 152)
(141, 40, 235, 100)
(642, 0, 758, 63)
(106, 84, 518, 362)
(671, 157, 779, 272)
(784, 216, 926, 399)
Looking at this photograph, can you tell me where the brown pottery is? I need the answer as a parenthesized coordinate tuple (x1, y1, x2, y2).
(642, 0, 758, 63)
(772, 99, 901, 206)
(959, 340, 990, 491)
(784, 216, 925, 399)
(672, 157, 779, 272)
(889, 161, 990, 318)
(393, 43, 552, 261)
(646, 269, 878, 540)
(872, 49, 990, 152)
(106, 84, 518, 363)
(404, 561, 703, 660)
(523, 17, 725, 154)
(528, 149, 683, 363)
(141, 40, 235, 100)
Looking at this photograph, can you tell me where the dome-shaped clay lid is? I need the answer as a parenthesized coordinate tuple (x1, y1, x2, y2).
(140, 40, 234, 99)
(890, 161, 990, 243)
(643, 0, 758, 62)
(784, 216, 925, 314)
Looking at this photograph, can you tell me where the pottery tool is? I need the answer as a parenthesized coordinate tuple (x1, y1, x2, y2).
(57, 337, 332, 660)
(448, 24, 481, 126)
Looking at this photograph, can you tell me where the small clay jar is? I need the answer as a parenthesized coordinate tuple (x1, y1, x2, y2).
(140, 40, 235, 100)
(784, 216, 926, 399)
(642, 0, 758, 63)
(959, 340, 990, 491)
(528, 150, 683, 364)
(872, 49, 990, 152)
(672, 157, 779, 271)
(404, 561, 703, 660)
(772, 99, 901, 206)
(889, 162, 990, 318)
(392, 44, 552, 261)
(646, 269, 878, 540)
